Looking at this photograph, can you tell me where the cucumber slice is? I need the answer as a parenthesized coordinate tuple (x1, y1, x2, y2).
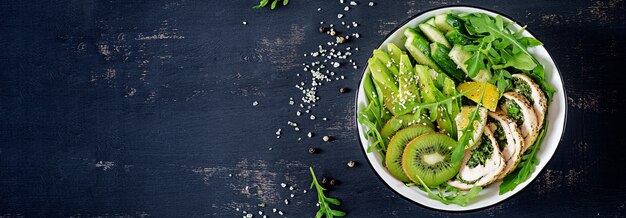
(430, 42, 466, 82)
(434, 14, 466, 33)
(445, 30, 472, 45)
(373, 49, 399, 76)
(434, 14, 453, 32)
(418, 23, 450, 48)
(425, 17, 436, 26)
(448, 45, 492, 82)
(404, 28, 443, 73)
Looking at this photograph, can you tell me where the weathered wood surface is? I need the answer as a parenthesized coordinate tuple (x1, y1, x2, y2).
(0, 0, 624, 217)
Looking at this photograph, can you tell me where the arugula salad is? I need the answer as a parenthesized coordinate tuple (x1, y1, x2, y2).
(358, 12, 555, 206)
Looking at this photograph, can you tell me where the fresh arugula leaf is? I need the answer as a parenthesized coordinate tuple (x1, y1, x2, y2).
(499, 121, 548, 194)
(518, 37, 543, 47)
(466, 51, 485, 78)
(270, 0, 278, 9)
(391, 85, 476, 116)
(253, 0, 269, 8)
(494, 49, 536, 71)
(451, 82, 488, 164)
(414, 173, 483, 206)
(310, 167, 347, 217)
(253, 0, 288, 9)
(490, 69, 513, 97)
(466, 14, 539, 67)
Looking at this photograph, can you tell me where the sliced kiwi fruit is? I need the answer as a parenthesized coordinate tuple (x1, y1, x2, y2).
(385, 125, 435, 182)
(381, 114, 435, 141)
(402, 132, 459, 186)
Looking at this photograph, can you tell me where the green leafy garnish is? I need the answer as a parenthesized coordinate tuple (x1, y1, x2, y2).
(310, 167, 346, 218)
(490, 69, 513, 97)
(462, 13, 556, 101)
(414, 174, 483, 206)
(499, 120, 549, 194)
(253, 0, 289, 9)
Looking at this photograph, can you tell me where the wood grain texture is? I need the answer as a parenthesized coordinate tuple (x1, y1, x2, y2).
(0, 0, 624, 217)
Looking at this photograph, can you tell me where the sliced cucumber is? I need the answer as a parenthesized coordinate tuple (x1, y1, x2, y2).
(445, 30, 472, 45)
(430, 42, 466, 82)
(434, 14, 465, 33)
(425, 17, 436, 26)
(418, 23, 450, 48)
(404, 28, 444, 73)
(448, 45, 492, 82)
(373, 49, 399, 76)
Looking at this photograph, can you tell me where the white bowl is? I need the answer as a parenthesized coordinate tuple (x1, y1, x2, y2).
(355, 6, 567, 211)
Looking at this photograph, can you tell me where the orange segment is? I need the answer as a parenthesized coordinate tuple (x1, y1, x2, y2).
(457, 82, 499, 111)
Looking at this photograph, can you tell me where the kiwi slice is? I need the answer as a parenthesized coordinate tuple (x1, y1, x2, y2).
(381, 114, 435, 141)
(402, 133, 459, 186)
(385, 125, 435, 182)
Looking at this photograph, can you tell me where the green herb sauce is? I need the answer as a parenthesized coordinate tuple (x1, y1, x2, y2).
(467, 135, 493, 168)
(513, 77, 533, 104)
(505, 99, 524, 126)
(489, 118, 508, 150)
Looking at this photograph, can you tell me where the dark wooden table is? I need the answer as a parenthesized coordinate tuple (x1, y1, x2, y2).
(1, 0, 625, 217)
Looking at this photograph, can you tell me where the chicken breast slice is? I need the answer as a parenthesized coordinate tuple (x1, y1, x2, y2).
(501, 92, 539, 152)
(512, 73, 547, 128)
(488, 111, 524, 180)
(448, 127, 505, 190)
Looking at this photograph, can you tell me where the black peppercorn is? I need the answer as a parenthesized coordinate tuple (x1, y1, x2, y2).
(329, 179, 337, 185)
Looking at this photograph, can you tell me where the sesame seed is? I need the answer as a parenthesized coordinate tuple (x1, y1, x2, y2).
(281, 183, 287, 188)
(368, 1, 375, 6)
(242, 21, 247, 25)
(337, 14, 344, 19)
(252, 101, 258, 106)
